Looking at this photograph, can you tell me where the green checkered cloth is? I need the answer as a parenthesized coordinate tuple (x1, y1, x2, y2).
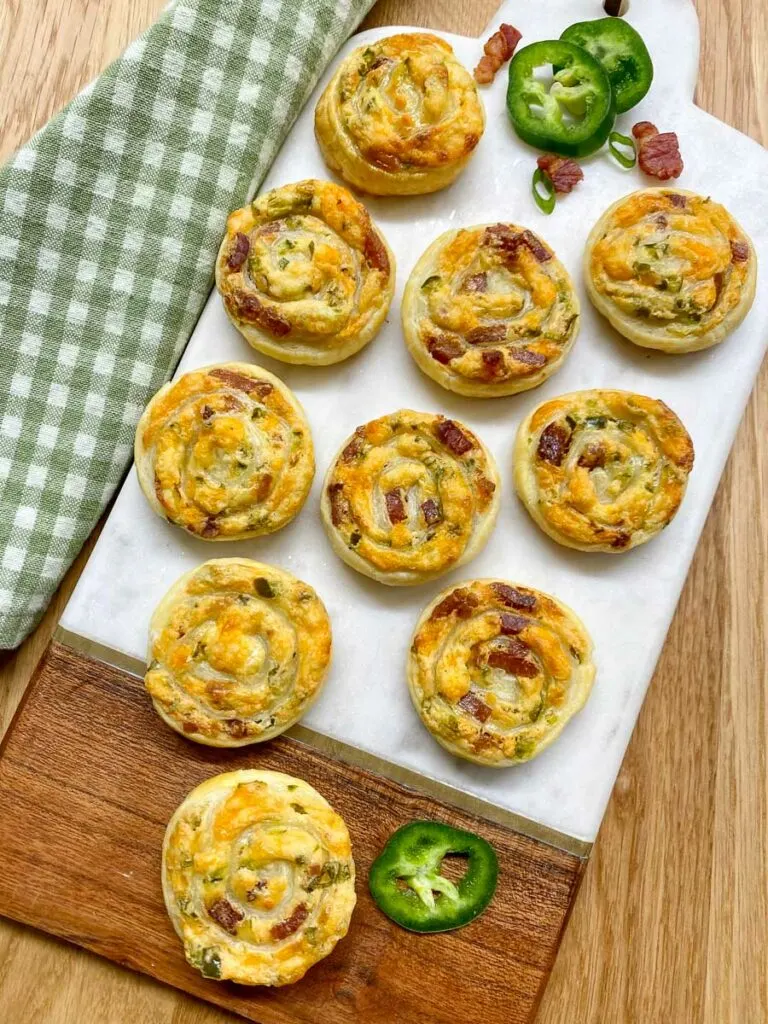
(0, 0, 374, 647)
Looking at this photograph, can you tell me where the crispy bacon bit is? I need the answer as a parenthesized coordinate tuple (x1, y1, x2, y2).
(208, 898, 244, 935)
(270, 903, 309, 941)
(484, 224, 551, 263)
(255, 473, 272, 502)
(200, 518, 219, 538)
(476, 476, 496, 503)
(227, 232, 250, 271)
(367, 148, 401, 173)
(463, 272, 488, 293)
(632, 121, 684, 181)
(428, 334, 464, 364)
(182, 721, 198, 734)
(519, 229, 551, 263)
(225, 718, 249, 739)
(431, 588, 479, 621)
(513, 347, 547, 369)
(481, 349, 505, 377)
(730, 240, 749, 263)
(226, 292, 292, 336)
(474, 23, 521, 84)
(537, 422, 571, 466)
(467, 324, 507, 346)
(491, 583, 536, 611)
(328, 482, 351, 527)
(369, 55, 390, 72)
(210, 367, 274, 399)
(655, 214, 669, 229)
(665, 192, 687, 208)
(385, 489, 406, 524)
(458, 691, 492, 722)
(536, 154, 584, 195)
(488, 637, 538, 678)
(500, 613, 528, 635)
(201, 404, 214, 420)
(363, 229, 390, 273)
(421, 498, 441, 526)
(577, 444, 606, 470)
(341, 430, 365, 462)
(436, 419, 473, 455)
(611, 531, 631, 549)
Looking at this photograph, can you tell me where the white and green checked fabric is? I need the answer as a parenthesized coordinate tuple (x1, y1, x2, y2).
(0, 0, 374, 647)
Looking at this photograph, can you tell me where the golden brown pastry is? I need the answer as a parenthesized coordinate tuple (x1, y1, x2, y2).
(162, 770, 355, 986)
(514, 389, 694, 552)
(145, 559, 331, 746)
(314, 33, 485, 196)
(408, 579, 595, 766)
(402, 223, 579, 397)
(134, 363, 314, 540)
(216, 179, 394, 364)
(585, 188, 756, 353)
(320, 410, 500, 586)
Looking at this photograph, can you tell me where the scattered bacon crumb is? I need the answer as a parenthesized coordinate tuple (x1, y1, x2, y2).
(536, 154, 584, 195)
(385, 489, 406, 524)
(730, 240, 749, 263)
(474, 23, 521, 84)
(458, 691, 492, 723)
(632, 121, 684, 181)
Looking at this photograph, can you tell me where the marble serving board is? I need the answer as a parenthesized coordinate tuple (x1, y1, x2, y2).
(61, 0, 768, 845)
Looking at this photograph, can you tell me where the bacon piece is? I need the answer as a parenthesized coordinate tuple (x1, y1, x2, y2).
(210, 367, 273, 399)
(481, 349, 505, 378)
(327, 482, 351, 526)
(227, 232, 250, 271)
(341, 429, 365, 463)
(491, 583, 536, 611)
(431, 588, 479, 621)
(421, 498, 441, 526)
(435, 419, 473, 455)
(484, 224, 551, 263)
(255, 473, 272, 502)
(200, 518, 219, 539)
(611, 531, 631, 549)
(476, 475, 496, 503)
(536, 154, 584, 195)
(730, 240, 749, 263)
(488, 637, 538, 678)
(225, 292, 292, 336)
(474, 23, 521, 84)
(577, 444, 606, 470)
(537, 422, 571, 466)
(385, 489, 406, 524)
(463, 272, 488, 293)
(208, 898, 244, 935)
(428, 334, 464, 364)
(513, 347, 547, 369)
(500, 613, 528, 635)
(271, 903, 308, 941)
(201, 405, 214, 420)
(655, 214, 668, 229)
(467, 324, 506, 346)
(458, 691, 492, 722)
(225, 718, 249, 739)
(363, 228, 390, 273)
(665, 192, 687, 208)
(632, 122, 684, 181)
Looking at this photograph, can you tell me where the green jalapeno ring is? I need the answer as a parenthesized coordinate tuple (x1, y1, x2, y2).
(507, 40, 615, 159)
(560, 18, 654, 114)
(368, 820, 499, 933)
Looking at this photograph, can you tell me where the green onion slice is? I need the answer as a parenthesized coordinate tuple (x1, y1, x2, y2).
(608, 130, 637, 168)
(532, 167, 556, 215)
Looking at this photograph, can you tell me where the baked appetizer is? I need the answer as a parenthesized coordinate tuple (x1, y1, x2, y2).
(135, 363, 314, 540)
(585, 188, 756, 353)
(314, 33, 485, 196)
(162, 770, 356, 986)
(514, 389, 695, 553)
(402, 223, 579, 397)
(321, 410, 500, 586)
(145, 559, 332, 746)
(216, 179, 394, 364)
(408, 579, 595, 766)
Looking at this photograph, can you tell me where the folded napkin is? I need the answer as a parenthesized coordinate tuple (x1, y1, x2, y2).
(0, 0, 374, 647)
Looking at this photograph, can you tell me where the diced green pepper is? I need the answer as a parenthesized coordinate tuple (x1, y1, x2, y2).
(560, 18, 653, 114)
(368, 821, 498, 933)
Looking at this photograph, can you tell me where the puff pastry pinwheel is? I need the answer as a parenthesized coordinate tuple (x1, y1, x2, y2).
(408, 579, 595, 766)
(216, 179, 394, 365)
(585, 188, 756, 353)
(321, 410, 500, 586)
(514, 389, 695, 553)
(135, 363, 314, 541)
(402, 223, 580, 397)
(162, 770, 356, 986)
(145, 559, 331, 746)
(314, 33, 485, 196)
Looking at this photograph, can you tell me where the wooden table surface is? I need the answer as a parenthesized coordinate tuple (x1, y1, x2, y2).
(0, 1, 765, 1021)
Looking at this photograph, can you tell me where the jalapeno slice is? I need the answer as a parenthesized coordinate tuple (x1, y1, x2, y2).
(507, 40, 615, 158)
(560, 18, 653, 114)
(368, 821, 499, 933)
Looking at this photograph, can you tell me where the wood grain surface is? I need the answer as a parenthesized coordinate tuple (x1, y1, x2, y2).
(0, 1, 765, 1022)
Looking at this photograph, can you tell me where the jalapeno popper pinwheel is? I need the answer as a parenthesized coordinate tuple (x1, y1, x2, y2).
(514, 389, 695, 552)
(135, 363, 314, 541)
(145, 559, 332, 746)
(369, 821, 498, 933)
(585, 189, 756, 353)
(315, 33, 485, 196)
(162, 770, 356, 986)
(408, 579, 595, 766)
(216, 180, 394, 365)
(321, 410, 500, 586)
(401, 223, 579, 397)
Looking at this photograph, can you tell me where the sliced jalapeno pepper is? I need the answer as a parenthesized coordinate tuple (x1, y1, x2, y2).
(560, 18, 653, 114)
(368, 821, 498, 933)
(507, 40, 615, 158)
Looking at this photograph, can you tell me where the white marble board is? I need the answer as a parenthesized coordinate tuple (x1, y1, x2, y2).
(61, 0, 768, 843)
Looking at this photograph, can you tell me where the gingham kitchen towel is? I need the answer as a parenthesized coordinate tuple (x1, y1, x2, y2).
(0, 0, 375, 647)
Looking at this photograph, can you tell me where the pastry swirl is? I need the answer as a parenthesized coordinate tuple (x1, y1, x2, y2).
(216, 179, 394, 364)
(585, 188, 756, 353)
(402, 223, 579, 397)
(135, 363, 314, 540)
(162, 770, 356, 986)
(514, 389, 694, 552)
(315, 33, 485, 196)
(145, 559, 332, 746)
(320, 410, 500, 586)
(408, 579, 595, 766)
